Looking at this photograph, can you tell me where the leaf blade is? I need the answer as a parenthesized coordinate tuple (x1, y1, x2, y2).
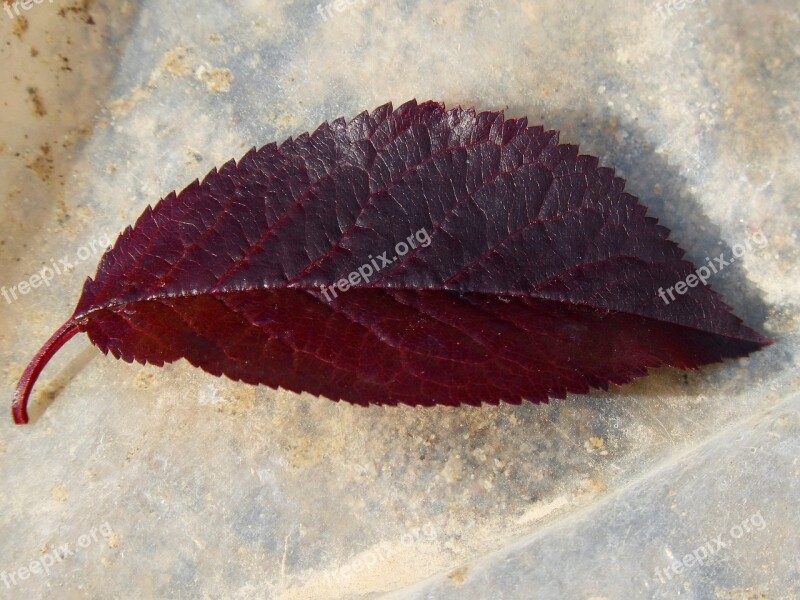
(12, 100, 770, 424)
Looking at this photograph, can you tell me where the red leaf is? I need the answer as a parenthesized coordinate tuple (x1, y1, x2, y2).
(12, 100, 770, 424)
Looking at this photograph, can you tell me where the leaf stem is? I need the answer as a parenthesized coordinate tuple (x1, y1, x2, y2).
(12, 320, 80, 425)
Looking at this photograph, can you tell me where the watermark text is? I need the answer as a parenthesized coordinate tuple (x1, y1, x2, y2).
(4, 0, 55, 20)
(1, 522, 115, 589)
(654, 510, 766, 583)
(657, 230, 767, 306)
(2, 233, 111, 305)
(320, 227, 431, 302)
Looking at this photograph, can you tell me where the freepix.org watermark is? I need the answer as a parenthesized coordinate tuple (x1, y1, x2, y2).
(655, 0, 708, 20)
(1, 233, 111, 305)
(319, 227, 431, 302)
(1, 522, 115, 589)
(315, 0, 368, 21)
(657, 230, 767, 306)
(3, 0, 55, 20)
(322, 522, 437, 587)
(654, 510, 766, 584)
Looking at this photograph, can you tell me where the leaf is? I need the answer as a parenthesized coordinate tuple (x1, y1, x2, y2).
(12, 100, 770, 424)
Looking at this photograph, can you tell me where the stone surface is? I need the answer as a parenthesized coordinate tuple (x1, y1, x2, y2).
(0, 1, 798, 598)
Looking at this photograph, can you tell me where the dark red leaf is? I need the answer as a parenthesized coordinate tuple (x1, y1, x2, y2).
(12, 100, 770, 424)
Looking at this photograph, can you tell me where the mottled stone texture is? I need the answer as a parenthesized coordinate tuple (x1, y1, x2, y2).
(0, 1, 797, 599)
